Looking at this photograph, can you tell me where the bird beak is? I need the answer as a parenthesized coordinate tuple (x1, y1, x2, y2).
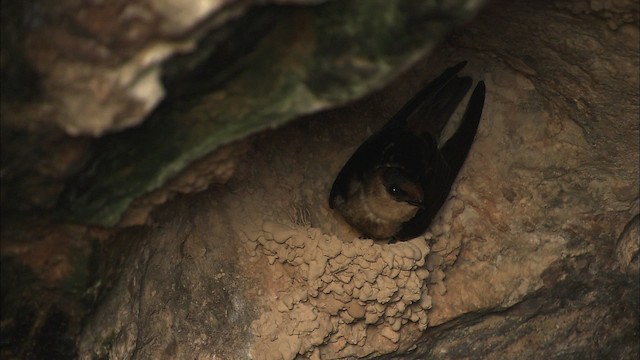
(407, 200, 425, 210)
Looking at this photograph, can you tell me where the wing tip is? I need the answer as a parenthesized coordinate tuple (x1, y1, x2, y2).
(449, 60, 468, 73)
(469, 80, 487, 110)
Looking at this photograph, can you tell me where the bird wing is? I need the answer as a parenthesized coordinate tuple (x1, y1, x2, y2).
(394, 81, 486, 240)
(329, 61, 470, 209)
(439, 81, 486, 175)
(329, 128, 394, 208)
(383, 61, 468, 130)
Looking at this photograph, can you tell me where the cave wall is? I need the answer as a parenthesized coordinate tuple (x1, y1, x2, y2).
(78, 0, 639, 359)
(2, 0, 639, 359)
(2, 0, 488, 358)
(1, 0, 484, 227)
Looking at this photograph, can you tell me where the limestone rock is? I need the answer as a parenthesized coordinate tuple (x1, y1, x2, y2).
(1, 0, 484, 226)
(2, 0, 638, 359)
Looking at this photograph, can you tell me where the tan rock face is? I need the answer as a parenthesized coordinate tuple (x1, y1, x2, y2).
(246, 230, 432, 358)
(72, 1, 640, 359)
(223, 118, 451, 358)
(2, 0, 487, 224)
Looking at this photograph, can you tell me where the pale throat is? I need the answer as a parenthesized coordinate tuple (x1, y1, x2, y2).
(359, 183, 419, 223)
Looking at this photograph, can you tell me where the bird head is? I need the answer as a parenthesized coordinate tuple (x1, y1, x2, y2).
(381, 167, 424, 208)
(363, 166, 424, 223)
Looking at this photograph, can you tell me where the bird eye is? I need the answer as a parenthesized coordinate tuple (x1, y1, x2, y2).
(386, 184, 406, 197)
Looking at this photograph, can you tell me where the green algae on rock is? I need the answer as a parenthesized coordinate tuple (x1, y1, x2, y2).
(58, 0, 485, 226)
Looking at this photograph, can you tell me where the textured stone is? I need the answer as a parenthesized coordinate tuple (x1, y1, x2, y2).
(1, 0, 485, 226)
(2, 0, 638, 359)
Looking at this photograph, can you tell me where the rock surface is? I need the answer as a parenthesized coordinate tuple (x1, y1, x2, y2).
(77, 0, 638, 358)
(2, 0, 639, 359)
(1, 0, 483, 226)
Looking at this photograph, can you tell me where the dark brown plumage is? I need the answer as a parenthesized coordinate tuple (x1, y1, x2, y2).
(329, 61, 486, 241)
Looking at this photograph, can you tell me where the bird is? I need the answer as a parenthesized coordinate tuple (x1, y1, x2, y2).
(329, 61, 486, 241)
